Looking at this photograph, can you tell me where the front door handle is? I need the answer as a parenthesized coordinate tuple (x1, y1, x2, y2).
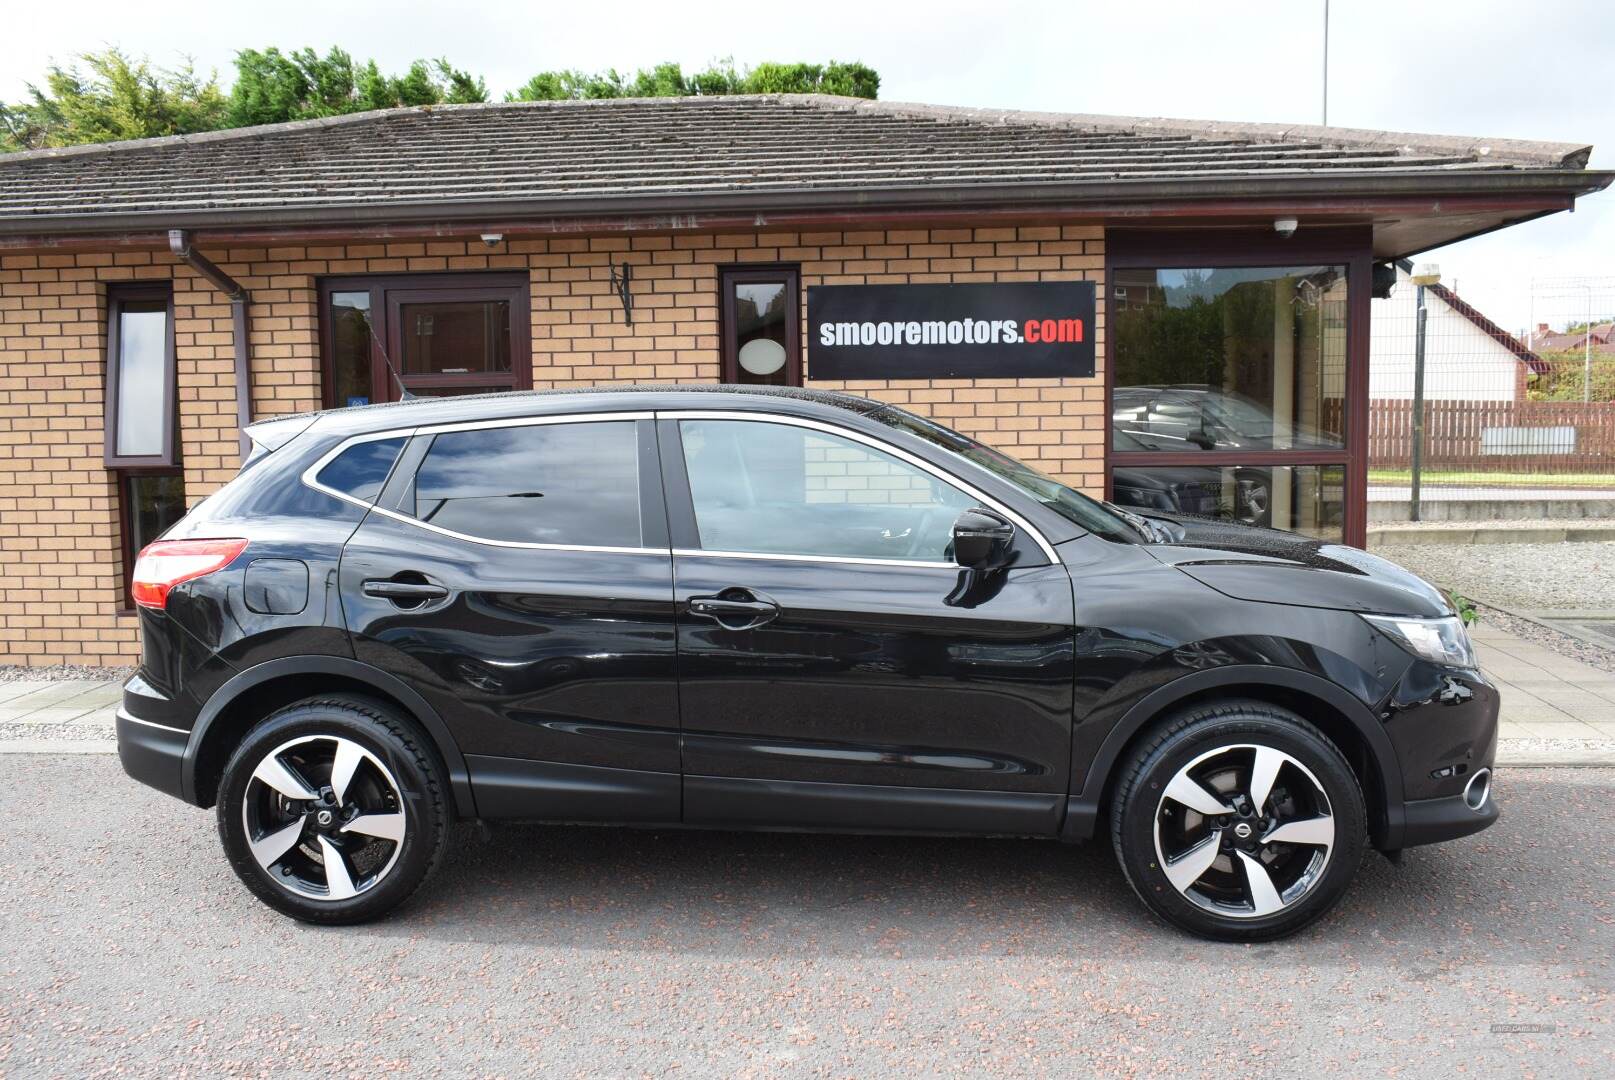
(687, 590, 780, 628)
(363, 579, 449, 602)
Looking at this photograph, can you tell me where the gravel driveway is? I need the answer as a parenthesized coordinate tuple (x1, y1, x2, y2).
(1373, 541, 1615, 612)
(1, 756, 1610, 1077)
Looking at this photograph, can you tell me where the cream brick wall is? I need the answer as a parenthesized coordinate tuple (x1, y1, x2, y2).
(0, 224, 1104, 666)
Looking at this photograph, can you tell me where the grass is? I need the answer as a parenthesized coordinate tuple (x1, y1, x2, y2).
(1368, 469, 1615, 489)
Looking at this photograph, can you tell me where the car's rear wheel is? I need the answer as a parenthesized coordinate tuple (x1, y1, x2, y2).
(1109, 700, 1366, 941)
(216, 696, 449, 924)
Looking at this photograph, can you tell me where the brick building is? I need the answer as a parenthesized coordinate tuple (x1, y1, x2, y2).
(0, 95, 1608, 665)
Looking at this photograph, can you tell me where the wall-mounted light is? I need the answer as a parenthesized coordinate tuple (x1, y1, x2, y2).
(1273, 217, 1299, 238)
(480, 233, 504, 248)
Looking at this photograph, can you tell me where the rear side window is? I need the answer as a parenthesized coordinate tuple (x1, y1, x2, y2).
(409, 421, 641, 547)
(316, 436, 406, 503)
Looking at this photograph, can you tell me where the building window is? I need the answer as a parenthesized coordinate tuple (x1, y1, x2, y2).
(1109, 263, 1350, 541)
(721, 267, 800, 386)
(319, 274, 531, 406)
(103, 284, 187, 607)
(104, 285, 177, 468)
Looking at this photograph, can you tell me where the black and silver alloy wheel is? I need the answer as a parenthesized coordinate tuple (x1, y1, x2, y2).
(1153, 744, 1335, 920)
(242, 734, 407, 902)
(217, 696, 450, 925)
(1111, 701, 1366, 941)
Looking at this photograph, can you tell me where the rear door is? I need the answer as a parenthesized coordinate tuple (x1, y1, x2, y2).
(661, 412, 1077, 835)
(334, 412, 681, 822)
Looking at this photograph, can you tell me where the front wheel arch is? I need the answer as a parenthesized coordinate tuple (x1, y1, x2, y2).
(1068, 666, 1403, 849)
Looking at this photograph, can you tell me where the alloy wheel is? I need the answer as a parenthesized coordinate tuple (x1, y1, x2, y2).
(1152, 743, 1335, 919)
(240, 734, 407, 901)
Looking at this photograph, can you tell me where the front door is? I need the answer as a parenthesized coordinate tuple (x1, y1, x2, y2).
(660, 414, 1076, 835)
(339, 413, 681, 821)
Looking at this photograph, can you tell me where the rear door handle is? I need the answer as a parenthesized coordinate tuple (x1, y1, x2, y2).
(362, 579, 449, 601)
(687, 591, 780, 628)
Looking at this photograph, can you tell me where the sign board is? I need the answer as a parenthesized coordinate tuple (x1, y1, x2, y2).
(806, 281, 1096, 380)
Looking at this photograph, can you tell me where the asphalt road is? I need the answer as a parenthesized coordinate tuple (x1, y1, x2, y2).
(1, 758, 1610, 1077)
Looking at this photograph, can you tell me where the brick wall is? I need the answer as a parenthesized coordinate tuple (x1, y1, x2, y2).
(0, 224, 1104, 666)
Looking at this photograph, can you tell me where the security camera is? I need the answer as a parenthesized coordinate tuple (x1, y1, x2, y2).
(1273, 217, 1299, 238)
(480, 233, 504, 248)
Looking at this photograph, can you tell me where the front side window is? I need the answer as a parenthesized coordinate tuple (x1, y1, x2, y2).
(408, 421, 641, 547)
(680, 419, 976, 562)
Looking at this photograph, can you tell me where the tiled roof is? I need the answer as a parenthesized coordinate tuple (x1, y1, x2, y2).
(0, 95, 1602, 231)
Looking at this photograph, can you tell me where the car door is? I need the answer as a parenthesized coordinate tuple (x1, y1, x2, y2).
(335, 412, 681, 822)
(660, 412, 1077, 836)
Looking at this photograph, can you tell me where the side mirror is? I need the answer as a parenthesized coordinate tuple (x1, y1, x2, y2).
(951, 507, 1015, 570)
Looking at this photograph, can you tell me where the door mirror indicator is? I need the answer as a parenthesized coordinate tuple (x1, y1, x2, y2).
(951, 508, 1015, 570)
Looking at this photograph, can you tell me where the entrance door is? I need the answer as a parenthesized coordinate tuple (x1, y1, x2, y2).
(320, 274, 531, 407)
(660, 413, 1077, 835)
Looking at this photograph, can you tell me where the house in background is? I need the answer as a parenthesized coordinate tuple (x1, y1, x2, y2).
(1369, 260, 1547, 401)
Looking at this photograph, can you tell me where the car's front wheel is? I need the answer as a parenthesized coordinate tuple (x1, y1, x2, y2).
(216, 696, 450, 924)
(1109, 701, 1366, 941)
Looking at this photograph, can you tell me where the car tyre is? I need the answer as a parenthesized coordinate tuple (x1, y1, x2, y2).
(216, 695, 450, 924)
(1109, 700, 1366, 941)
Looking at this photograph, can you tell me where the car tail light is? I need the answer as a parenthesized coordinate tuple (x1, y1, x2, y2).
(131, 538, 249, 609)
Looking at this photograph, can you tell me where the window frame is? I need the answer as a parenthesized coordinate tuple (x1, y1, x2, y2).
(719, 265, 802, 386)
(1104, 228, 1372, 547)
(317, 273, 532, 407)
(103, 283, 178, 469)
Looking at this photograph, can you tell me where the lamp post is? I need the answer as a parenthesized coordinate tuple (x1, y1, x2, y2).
(1408, 263, 1442, 521)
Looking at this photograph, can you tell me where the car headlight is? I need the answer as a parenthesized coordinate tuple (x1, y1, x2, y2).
(1360, 614, 1476, 668)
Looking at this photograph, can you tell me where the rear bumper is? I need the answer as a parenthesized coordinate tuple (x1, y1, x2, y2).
(115, 709, 189, 801)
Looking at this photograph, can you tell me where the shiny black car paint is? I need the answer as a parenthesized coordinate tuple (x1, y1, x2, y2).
(117, 385, 1499, 853)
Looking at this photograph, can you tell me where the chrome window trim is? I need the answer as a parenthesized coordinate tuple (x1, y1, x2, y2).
(662, 409, 1061, 564)
(672, 548, 956, 570)
(300, 412, 664, 555)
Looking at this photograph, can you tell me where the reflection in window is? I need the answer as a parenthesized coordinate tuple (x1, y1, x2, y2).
(316, 437, 406, 503)
(1112, 266, 1347, 452)
(411, 422, 640, 547)
(681, 419, 976, 561)
(1110, 464, 1344, 541)
(123, 472, 187, 605)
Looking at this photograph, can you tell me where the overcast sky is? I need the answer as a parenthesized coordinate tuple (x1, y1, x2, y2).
(5, 0, 1611, 328)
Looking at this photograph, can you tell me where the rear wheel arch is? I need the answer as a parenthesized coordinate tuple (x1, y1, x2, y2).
(1071, 667, 1403, 848)
(183, 657, 475, 818)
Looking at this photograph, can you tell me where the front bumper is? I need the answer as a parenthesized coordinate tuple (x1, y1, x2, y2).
(1400, 768, 1498, 847)
(1381, 660, 1500, 848)
(115, 709, 189, 801)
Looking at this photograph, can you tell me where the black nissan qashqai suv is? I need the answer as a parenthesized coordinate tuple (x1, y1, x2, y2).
(116, 386, 1497, 941)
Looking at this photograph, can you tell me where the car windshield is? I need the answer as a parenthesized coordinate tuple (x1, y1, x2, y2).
(870, 406, 1140, 544)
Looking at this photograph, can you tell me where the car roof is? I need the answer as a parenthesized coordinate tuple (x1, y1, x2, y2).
(254, 383, 889, 441)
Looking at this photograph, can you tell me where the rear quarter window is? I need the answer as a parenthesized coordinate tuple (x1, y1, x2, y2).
(315, 436, 407, 504)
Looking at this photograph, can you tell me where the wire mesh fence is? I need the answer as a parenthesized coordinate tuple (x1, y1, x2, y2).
(1368, 270, 1615, 517)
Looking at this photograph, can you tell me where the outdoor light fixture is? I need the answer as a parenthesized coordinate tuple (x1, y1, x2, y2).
(480, 233, 504, 248)
(1410, 262, 1442, 286)
(1273, 217, 1299, 237)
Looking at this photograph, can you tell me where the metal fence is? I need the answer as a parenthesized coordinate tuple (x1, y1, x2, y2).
(1368, 271, 1615, 519)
